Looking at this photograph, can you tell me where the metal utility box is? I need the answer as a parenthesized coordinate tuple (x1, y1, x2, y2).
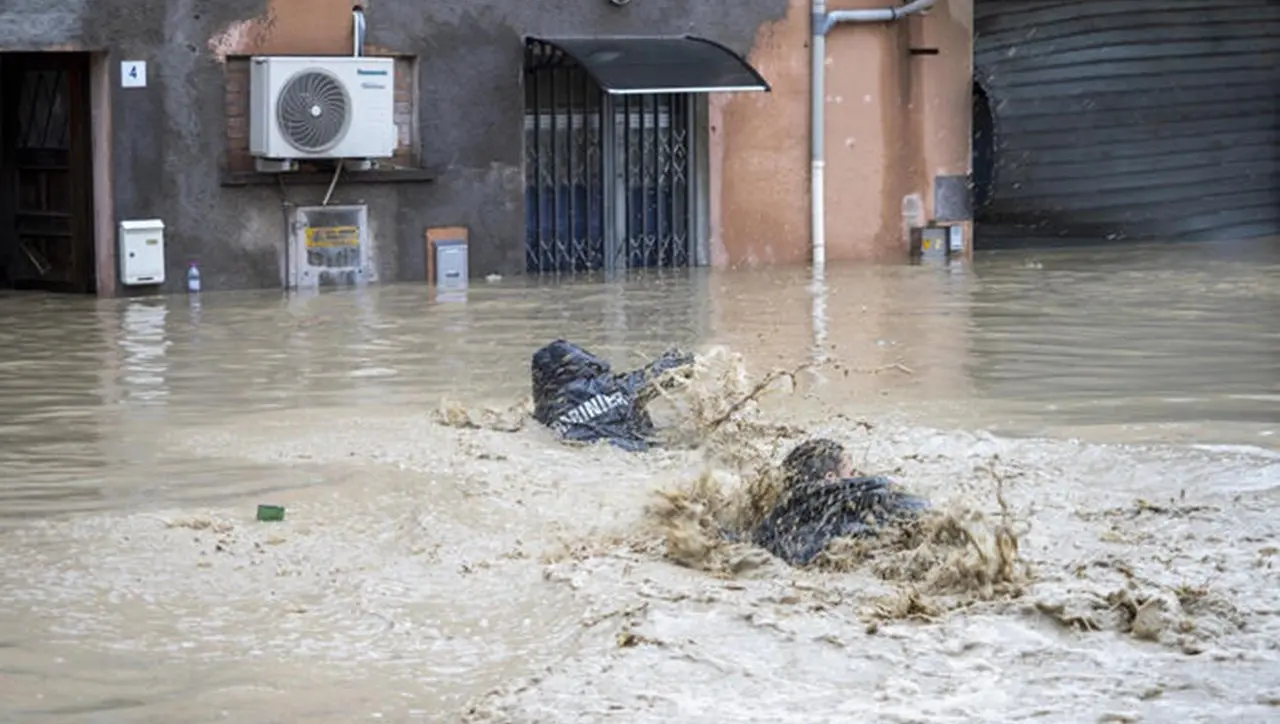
(289, 205, 375, 289)
(119, 219, 167, 286)
(910, 226, 949, 261)
(434, 238, 468, 291)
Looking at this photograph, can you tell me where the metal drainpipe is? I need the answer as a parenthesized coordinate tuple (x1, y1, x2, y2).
(810, 0, 936, 270)
(352, 6, 366, 57)
(811, 0, 828, 271)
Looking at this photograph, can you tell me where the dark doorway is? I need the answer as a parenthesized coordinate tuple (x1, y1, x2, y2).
(971, 80, 996, 219)
(0, 52, 96, 293)
(523, 40, 698, 274)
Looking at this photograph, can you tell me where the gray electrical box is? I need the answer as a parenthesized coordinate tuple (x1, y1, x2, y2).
(910, 226, 949, 261)
(290, 205, 375, 289)
(435, 238, 468, 290)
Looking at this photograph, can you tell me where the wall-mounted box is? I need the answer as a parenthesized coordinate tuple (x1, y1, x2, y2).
(435, 239, 468, 290)
(947, 224, 966, 254)
(425, 226, 469, 292)
(290, 205, 373, 289)
(119, 219, 166, 286)
(909, 225, 948, 260)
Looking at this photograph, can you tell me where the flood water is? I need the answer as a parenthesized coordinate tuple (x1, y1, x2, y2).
(0, 240, 1277, 722)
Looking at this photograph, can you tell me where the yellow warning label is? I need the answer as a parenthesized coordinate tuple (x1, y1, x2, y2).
(305, 225, 360, 249)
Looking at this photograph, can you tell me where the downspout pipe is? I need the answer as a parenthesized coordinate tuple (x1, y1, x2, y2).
(810, 0, 936, 270)
(352, 5, 366, 57)
(811, 0, 828, 271)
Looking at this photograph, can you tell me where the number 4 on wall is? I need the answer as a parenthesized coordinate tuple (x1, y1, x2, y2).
(121, 61, 147, 88)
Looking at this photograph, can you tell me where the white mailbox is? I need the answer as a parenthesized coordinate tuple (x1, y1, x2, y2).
(119, 219, 166, 286)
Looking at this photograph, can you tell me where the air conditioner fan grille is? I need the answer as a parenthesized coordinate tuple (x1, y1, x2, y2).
(276, 69, 349, 153)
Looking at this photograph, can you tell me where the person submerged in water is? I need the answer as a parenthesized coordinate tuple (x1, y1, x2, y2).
(750, 437, 931, 566)
(530, 339, 695, 452)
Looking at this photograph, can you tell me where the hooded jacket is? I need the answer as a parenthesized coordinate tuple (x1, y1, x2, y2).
(530, 339, 694, 451)
(751, 475, 931, 566)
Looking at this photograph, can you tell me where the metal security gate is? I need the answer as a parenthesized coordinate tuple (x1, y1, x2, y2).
(524, 42, 605, 273)
(524, 40, 696, 274)
(613, 94, 694, 270)
(973, 0, 1280, 246)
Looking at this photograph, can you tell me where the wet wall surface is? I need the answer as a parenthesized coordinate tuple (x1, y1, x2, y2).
(0, 0, 789, 291)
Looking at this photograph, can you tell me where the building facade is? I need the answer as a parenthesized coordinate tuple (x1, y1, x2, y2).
(0, 0, 979, 295)
(1, 0, 1270, 296)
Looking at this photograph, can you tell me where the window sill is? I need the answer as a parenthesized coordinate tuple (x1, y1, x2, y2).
(220, 167, 437, 187)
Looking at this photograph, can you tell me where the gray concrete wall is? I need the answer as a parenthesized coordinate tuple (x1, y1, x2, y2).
(1, 0, 788, 292)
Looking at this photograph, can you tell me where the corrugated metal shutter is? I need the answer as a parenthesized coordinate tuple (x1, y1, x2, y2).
(973, 0, 1280, 247)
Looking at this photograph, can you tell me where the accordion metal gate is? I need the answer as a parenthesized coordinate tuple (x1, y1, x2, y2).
(524, 40, 697, 274)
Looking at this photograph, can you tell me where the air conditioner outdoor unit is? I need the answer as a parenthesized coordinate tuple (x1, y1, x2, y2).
(248, 55, 396, 163)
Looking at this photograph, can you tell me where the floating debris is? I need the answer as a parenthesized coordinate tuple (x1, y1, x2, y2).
(256, 504, 285, 522)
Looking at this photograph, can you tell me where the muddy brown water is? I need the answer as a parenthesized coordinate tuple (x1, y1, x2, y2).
(0, 241, 1277, 722)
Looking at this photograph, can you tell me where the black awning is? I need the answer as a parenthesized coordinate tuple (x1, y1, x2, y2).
(525, 35, 770, 95)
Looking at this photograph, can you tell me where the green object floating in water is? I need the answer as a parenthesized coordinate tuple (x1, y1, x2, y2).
(256, 504, 286, 522)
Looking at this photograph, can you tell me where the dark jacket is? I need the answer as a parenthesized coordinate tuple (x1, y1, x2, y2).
(751, 475, 931, 566)
(530, 339, 694, 451)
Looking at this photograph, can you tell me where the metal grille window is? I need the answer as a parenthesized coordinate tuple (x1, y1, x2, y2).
(524, 40, 697, 274)
(523, 41, 604, 273)
(616, 94, 692, 270)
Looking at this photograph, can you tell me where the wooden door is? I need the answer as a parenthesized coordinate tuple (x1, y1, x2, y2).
(2, 53, 94, 293)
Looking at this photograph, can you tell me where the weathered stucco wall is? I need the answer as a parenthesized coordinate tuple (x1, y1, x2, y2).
(720, 0, 974, 266)
(1, 0, 789, 293)
(1, 0, 976, 292)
